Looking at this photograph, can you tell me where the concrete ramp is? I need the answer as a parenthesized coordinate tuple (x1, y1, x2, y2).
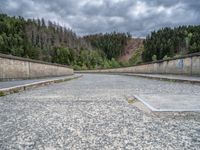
(134, 94, 200, 112)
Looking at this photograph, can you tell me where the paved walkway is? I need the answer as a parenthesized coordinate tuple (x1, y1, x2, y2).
(0, 74, 200, 149)
(123, 73, 200, 83)
(0, 75, 82, 96)
(0, 76, 76, 89)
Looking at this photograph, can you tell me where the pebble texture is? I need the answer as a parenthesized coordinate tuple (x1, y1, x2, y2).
(0, 74, 200, 149)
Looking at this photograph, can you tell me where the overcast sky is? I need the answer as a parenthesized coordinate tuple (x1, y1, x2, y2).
(1, 0, 200, 37)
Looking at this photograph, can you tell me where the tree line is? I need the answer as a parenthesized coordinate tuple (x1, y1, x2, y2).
(1, 13, 200, 69)
(0, 14, 130, 69)
(0, 14, 92, 61)
(84, 32, 131, 60)
(142, 26, 200, 62)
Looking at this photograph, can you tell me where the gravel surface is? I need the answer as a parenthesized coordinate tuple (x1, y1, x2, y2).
(0, 74, 200, 149)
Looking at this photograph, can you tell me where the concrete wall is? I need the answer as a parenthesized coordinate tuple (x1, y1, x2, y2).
(78, 53, 200, 76)
(0, 54, 73, 80)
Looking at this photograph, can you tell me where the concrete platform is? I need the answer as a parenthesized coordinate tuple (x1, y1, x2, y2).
(134, 94, 200, 112)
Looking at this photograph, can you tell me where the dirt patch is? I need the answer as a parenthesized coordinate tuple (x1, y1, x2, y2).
(118, 38, 144, 62)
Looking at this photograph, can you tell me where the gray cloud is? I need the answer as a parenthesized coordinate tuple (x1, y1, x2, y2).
(1, 0, 200, 37)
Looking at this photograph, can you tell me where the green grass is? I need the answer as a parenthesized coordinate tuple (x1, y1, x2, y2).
(0, 91, 6, 97)
(127, 98, 137, 104)
(129, 47, 144, 65)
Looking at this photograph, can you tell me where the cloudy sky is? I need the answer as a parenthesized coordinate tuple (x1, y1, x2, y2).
(1, 0, 200, 37)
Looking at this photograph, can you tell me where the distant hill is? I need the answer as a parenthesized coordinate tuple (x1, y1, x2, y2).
(84, 32, 131, 60)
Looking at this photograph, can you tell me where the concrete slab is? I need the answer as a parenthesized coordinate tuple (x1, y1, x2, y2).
(134, 94, 200, 112)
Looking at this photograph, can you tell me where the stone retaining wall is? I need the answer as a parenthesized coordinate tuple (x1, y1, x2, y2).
(0, 54, 73, 80)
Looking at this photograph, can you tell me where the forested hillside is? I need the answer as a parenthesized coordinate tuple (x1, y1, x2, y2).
(0, 14, 94, 65)
(0, 14, 131, 69)
(143, 26, 200, 62)
(1, 13, 200, 70)
(84, 33, 131, 59)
